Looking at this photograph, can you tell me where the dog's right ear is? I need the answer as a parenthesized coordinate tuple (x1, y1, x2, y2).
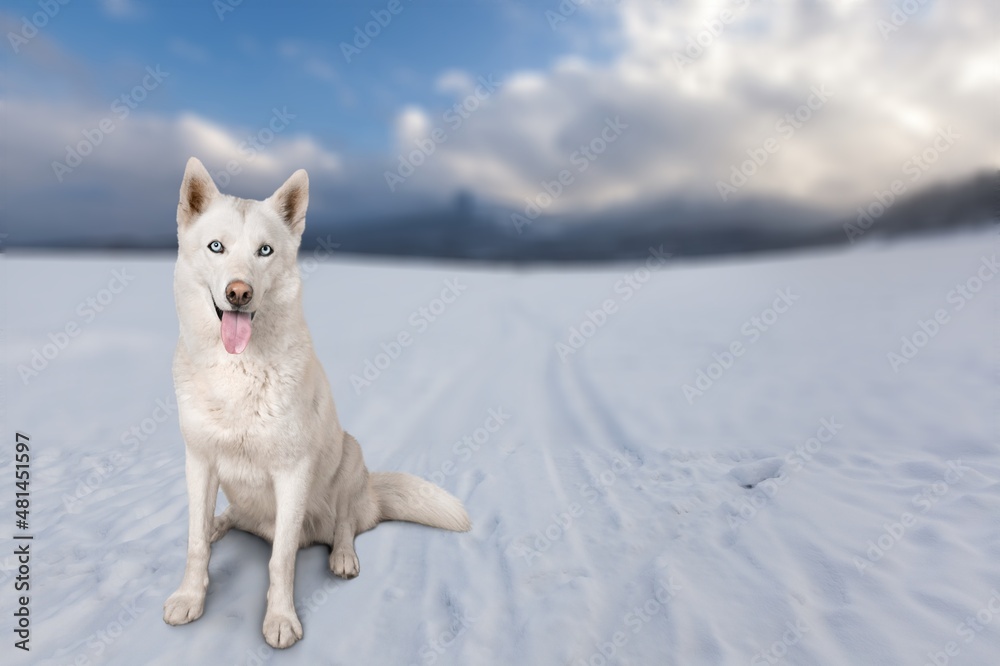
(178, 157, 220, 228)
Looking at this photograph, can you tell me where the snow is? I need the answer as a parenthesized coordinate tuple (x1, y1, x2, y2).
(2, 228, 999, 666)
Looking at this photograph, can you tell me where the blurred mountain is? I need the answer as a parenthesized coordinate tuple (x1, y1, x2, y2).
(15, 171, 996, 262)
(314, 170, 996, 262)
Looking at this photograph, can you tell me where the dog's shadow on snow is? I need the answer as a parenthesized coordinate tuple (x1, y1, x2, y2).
(201, 530, 348, 625)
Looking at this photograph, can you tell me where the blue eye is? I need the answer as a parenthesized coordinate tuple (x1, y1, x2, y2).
(258, 244, 273, 257)
(208, 240, 224, 253)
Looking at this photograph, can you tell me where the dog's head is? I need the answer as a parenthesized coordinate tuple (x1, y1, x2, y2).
(174, 157, 308, 355)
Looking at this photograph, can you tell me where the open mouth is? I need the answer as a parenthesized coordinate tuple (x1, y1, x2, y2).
(212, 296, 256, 355)
(213, 303, 256, 322)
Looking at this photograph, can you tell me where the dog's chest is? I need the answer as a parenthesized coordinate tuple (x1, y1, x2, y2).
(215, 446, 273, 498)
(181, 356, 302, 449)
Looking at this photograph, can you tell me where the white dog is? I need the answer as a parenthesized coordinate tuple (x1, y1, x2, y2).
(163, 157, 470, 648)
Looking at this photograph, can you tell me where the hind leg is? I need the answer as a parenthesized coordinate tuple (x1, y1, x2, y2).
(329, 521, 359, 579)
(211, 504, 275, 543)
(210, 507, 235, 543)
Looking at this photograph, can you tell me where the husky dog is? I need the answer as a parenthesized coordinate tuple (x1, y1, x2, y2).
(163, 157, 470, 648)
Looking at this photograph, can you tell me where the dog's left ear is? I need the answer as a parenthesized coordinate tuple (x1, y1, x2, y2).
(266, 169, 309, 235)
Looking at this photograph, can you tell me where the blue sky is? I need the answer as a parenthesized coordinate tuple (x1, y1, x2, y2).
(13, 1, 605, 153)
(1, 0, 995, 245)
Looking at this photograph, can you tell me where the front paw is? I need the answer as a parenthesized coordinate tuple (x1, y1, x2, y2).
(330, 549, 360, 579)
(163, 590, 205, 625)
(263, 610, 303, 648)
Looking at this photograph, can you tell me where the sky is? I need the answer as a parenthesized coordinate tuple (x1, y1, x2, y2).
(0, 0, 996, 245)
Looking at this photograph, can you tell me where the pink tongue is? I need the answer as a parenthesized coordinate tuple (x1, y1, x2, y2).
(220, 311, 252, 354)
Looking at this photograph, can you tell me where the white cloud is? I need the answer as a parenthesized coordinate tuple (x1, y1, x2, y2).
(101, 0, 139, 19)
(304, 58, 338, 83)
(435, 69, 474, 95)
(389, 0, 998, 213)
(168, 38, 209, 64)
(0, 98, 353, 244)
(276, 42, 356, 108)
(4, 0, 997, 247)
(394, 106, 432, 146)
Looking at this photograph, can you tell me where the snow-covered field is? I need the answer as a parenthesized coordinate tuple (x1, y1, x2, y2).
(2, 228, 999, 666)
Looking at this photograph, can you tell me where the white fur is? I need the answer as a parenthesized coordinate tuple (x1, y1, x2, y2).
(162, 157, 470, 649)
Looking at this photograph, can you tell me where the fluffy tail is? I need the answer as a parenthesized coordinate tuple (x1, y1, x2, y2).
(371, 472, 471, 532)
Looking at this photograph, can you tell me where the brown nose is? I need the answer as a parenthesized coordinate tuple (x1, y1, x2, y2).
(225, 280, 253, 307)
